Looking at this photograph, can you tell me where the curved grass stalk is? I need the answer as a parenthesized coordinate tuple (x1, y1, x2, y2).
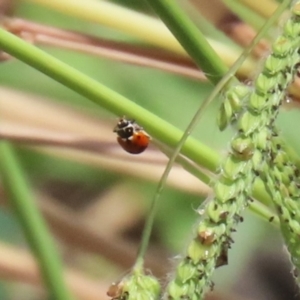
(110, 1, 292, 300)
(223, 0, 266, 31)
(133, 0, 287, 272)
(160, 0, 293, 298)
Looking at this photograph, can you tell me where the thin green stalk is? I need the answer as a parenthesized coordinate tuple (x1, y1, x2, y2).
(143, 0, 229, 85)
(222, 0, 289, 77)
(164, 0, 296, 296)
(134, 0, 288, 268)
(135, 90, 224, 270)
(0, 142, 73, 300)
(249, 200, 279, 225)
(223, 0, 266, 31)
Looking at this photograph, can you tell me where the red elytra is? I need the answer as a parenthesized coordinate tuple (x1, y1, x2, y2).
(117, 131, 150, 154)
(114, 117, 150, 154)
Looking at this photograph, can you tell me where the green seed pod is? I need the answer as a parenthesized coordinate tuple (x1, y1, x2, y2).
(218, 206, 237, 222)
(280, 165, 295, 183)
(238, 110, 267, 136)
(272, 166, 284, 183)
(273, 151, 286, 166)
(278, 203, 290, 220)
(221, 155, 248, 180)
(110, 272, 161, 300)
(136, 274, 161, 295)
(253, 128, 269, 150)
(187, 239, 212, 263)
(250, 150, 263, 172)
(185, 281, 199, 297)
(214, 180, 240, 203)
(136, 293, 152, 300)
(223, 97, 235, 117)
(218, 84, 250, 130)
(186, 281, 198, 300)
(227, 85, 249, 110)
(234, 178, 250, 197)
(284, 18, 300, 38)
(206, 203, 236, 224)
(264, 55, 287, 75)
(289, 48, 300, 65)
(206, 201, 226, 223)
(248, 93, 268, 112)
(217, 101, 233, 131)
(167, 281, 189, 300)
(284, 197, 298, 215)
(272, 36, 292, 57)
(289, 220, 300, 235)
(255, 73, 278, 94)
(176, 260, 196, 283)
(287, 182, 300, 198)
(272, 71, 286, 89)
(279, 183, 291, 201)
(217, 110, 229, 131)
(214, 223, 227, 236)
(266, 93, 281, 110)
(231, 136, 254, 160)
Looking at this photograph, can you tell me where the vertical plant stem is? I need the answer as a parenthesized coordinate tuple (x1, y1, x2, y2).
(0, 142, 73, 300)
(143, 0, 230, 84)
(134, 0, 289, 272)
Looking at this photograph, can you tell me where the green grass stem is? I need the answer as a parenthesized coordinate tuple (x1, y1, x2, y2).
(0, 142, 73, 300)
(134, 0, 288, 268)
(142, 0, 230, 85)
(0, 28, 219, 171)
(0, 28, 273, 220)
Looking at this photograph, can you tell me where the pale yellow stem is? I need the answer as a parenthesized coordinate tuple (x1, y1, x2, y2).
(239, 0, 278, 18)
(21, 0, 256, 75)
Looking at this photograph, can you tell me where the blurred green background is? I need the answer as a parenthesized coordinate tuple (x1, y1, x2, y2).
(1, 1, 300, 299)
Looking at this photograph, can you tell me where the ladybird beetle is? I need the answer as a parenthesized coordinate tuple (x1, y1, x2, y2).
(113, 117, 150, 154)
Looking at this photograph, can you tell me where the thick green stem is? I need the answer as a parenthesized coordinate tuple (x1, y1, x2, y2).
(143, 0, 229, 84)
(0, 28, 219, 171)
(0, 27, 274, 215)
(0, 142, 73, 300)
